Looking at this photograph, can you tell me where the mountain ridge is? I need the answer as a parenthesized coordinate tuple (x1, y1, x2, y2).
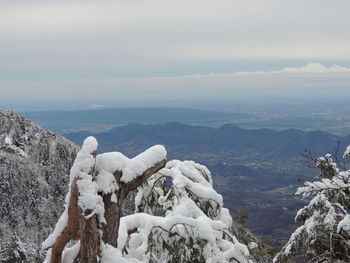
(0, 110, 79, 246)
(63, 121, 347, 159)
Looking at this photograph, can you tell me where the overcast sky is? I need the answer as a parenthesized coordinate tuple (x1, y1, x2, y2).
(1, 0, 350, 110)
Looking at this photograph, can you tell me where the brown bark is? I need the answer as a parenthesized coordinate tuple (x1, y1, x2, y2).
(102, 171, 124, 247)
(127, 160, 167, 191)
(78, 211, 100, 263)
(50, 178, 80, 263)
(102, 184, 128, 247)
(102, 160, 166, 247)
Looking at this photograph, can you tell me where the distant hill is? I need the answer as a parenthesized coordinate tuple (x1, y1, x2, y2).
(21, 108, 250, 134)
(63, 122, 350, 246)
(64, 122, 345, 160)
(21, 107, 350, 136)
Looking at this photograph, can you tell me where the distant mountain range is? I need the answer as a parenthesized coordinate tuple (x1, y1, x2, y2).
(63, 122, 350, 246)
(64, 122, 348, 160)
(21, 107, 349, 135)
(21, 108, 250, 134)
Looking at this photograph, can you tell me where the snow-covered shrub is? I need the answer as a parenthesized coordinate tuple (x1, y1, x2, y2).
(42, 137, 252, 263)
(120, 160, 252, 263)
(274, 153, 350, 263)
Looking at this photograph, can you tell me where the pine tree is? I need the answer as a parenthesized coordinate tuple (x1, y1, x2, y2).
(0, 235, 44, 263)
(42, 136, 252, 263)
(274, 152, 350, 263)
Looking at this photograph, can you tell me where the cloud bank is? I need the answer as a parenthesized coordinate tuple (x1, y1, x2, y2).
(1, 63, 350, 108)
(186, 63, 350, 78)
(0, 0, 350, 78)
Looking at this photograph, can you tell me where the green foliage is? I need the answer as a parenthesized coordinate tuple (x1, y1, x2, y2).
(147, 225, 207, 263)
(238, 210, 250, 228)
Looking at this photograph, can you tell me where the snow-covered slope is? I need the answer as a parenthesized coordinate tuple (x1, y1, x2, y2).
(0, 110, 272, 262)
(0, 110, 79, 246)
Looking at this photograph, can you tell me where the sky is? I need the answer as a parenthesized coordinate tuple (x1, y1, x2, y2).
(1, 0, 350, 110)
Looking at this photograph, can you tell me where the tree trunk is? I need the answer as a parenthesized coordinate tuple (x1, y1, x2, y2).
(79, 211, 100, 263)
(50, 178, 80, 263)
(102, 161, 166, 247)
(47, 159, 166, 263)
(102, 186, 129, 247)
(102, 171, 126, 247)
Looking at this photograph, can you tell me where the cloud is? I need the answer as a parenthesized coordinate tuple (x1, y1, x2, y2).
(89, 104, 107, 109)
(185, 63, 350, 78)
(2, 62, 350, 106)
(0, 0, 350, 77)
(277, 63, 350, 74)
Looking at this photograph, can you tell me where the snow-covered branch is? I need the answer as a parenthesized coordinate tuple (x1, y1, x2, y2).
(274, 150, 350, 263)
(43, 137, 252, 263)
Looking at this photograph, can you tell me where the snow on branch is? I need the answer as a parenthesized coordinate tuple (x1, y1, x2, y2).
(274, 148, 350, 263)
(132, 160, 252, 263)
(122, 145, 166, 183)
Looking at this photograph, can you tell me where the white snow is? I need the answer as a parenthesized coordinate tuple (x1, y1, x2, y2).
(130, 160, 252, 263)
(343, 145, 350, 158)
(61, 243, 81, 263)
(3, 135, 27, 158)
(248, 242, 258, 249)
(338, 214, 350, 234)
(42, 210, 68, 250)
(121, 145, 166, 183)
(117, 213, 251, 263)
(100, 244, 143, 263)
(96, 152, 129, 174)
(95, 146, 166, 188)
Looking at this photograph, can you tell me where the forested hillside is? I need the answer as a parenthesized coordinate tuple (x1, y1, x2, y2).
(0, 110, 79, 262)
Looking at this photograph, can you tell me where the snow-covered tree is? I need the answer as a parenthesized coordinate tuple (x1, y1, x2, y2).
(274, 151, 350, 263)
(42, 136, 252, 263)
(0, 235, 44, 263)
